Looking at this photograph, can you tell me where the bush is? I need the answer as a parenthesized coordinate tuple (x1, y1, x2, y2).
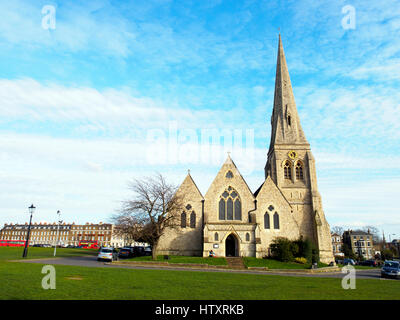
(381, 249, 394, 260)
(294, 257, 307, 264)
(296, 237, 313, 263)
(269, 237, 319, 263)
(312, 247, 319, 264)
(270, 238, 295, 262)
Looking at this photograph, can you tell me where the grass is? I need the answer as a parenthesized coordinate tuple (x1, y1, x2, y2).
(243, 257, 328, 269)
(1, 259, 400, 300)
(1, 247, 399, 300)
(0, 246, 97, 261)
(124, 255, 227, 265)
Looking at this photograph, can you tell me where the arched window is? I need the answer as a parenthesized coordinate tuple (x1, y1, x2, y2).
(218, 187, 242, 221)
(225, 171, 233, 178)
(190, 211, 196, 228)
(234, 199, 241, 220)
(295, 161, 304, 180)
(284, 161, 292, 180)
(181, 212, 186, 228)
(219, 199, 225, 220)
(214, 232, 219, 241)
(227, 198, 233, 220)
(273, 213, 280, 229)
(287, 115, 291, 126)
(246, 233, 250, 241)
(264, 213, 270, 229)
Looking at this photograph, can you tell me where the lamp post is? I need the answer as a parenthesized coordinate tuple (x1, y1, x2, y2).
(22, 204, 35, 258)
(53, 210, 62, 257)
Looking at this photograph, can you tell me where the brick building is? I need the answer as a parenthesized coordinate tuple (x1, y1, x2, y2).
(0, 222, 144, 248)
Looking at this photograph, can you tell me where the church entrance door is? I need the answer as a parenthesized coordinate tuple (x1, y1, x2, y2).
(225, 234, 237, 257)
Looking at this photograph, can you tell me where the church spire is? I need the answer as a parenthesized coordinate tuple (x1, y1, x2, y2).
(268, 34, 308, 155)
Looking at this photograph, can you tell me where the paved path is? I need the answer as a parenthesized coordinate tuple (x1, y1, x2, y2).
(15, 255, 388, 280)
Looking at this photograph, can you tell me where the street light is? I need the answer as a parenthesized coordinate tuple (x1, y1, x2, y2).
(53, 210, 62, 257)
(22, 204, 36, 258)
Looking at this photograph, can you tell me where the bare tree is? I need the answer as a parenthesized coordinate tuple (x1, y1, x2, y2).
(361, 225, 381, 243)
(112, 173, 183, 260)
(331, 226, 344, 236)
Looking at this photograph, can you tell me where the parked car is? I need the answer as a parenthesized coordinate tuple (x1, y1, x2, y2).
(118, 247, 134, 258)
(133, 246, 145, 257)
(97, 247, 118, 262)
(359, 259, 377, 267)
(32, 244, 42, 247)
(342, 259, 356, 266)
(144, 247, 152, 256)
(381, 261, 400, 279)
(42, 244, 52, 248)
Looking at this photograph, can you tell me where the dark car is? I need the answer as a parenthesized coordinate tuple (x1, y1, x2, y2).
(342, 258, 356, 266)
(381, 261, 400, 279)
(118, 247, 134, 258)
(132, 246, 145, 257)
(359, 260, 377, 267)
(144, 247, 152, 256)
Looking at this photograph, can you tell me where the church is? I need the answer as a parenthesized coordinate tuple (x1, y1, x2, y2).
(158, 35, 335, 264)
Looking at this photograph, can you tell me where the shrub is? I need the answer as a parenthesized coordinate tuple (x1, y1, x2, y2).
(269, 237, 320, 263)
(381, 249, 394, 260)
(296, 237, 313, 263)
(294, 257, 307, 264)
(270, 237, 295, 262)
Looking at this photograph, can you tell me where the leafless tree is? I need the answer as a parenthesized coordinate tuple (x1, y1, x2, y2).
(361, 225, 381, 243)
(331, 226, 344, 236)
(112, 173, 183, 260)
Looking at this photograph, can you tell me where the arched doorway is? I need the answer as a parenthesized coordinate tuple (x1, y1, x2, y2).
(225, 234, 238, 257)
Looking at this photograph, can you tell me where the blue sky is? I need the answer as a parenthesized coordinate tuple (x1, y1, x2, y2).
(0, 0, 399, 239)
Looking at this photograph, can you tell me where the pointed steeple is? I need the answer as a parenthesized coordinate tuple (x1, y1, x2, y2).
(268, 34, 308, 155)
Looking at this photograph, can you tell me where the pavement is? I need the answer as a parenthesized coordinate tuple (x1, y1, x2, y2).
(14, 255, 389, 279)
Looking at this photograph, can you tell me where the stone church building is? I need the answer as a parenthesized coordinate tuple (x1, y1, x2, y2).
(158, 35, 335, 264)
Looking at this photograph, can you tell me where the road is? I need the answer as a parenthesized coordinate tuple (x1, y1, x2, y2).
(16, 255, 389, 280)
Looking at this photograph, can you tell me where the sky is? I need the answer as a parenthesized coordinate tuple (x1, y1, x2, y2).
(0, 0, 399, 239)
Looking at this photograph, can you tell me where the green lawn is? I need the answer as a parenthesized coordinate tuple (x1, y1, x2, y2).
(1, 247, 399, 300)
(243, 257, 328, 269)
(124, 255, 227, 265)
(0, 246, 97, 261)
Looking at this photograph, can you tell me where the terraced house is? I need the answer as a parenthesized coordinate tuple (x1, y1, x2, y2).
(158, 35, 335, 264)
(0, 222, 127, 248)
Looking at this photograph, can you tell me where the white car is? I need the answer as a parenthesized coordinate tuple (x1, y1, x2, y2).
(97, 247, 118, 262)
